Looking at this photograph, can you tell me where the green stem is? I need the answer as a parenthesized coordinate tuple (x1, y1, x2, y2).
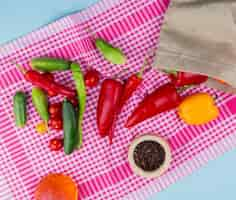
(86, 27, 97, 39)
(113, 68, 128, 80)
(137, 48, 157, 78)
(45, 122, 51, 134)
(137, 58, 148, 78)
(177, 85, 193, 93)
(12, 62, 27, 74)
(163, 69, 178, 76)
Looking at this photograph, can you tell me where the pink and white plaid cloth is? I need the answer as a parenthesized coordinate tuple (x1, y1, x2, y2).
(1, 0, 236, 199)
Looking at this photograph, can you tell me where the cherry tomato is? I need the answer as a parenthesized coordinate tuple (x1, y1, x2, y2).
(85, 70, 100, 87)
(49, 138, 63, 151)
(49, 103, 62, 118)
(49, 117, 63, 130)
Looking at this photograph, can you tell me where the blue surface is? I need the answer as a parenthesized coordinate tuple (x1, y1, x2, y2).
(1, 1, 236, 200)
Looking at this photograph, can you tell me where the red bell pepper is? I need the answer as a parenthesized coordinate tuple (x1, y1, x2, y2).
(125, 83, 181, 128)
(97, 79, 123, 139)
(169, 71, 208, 87)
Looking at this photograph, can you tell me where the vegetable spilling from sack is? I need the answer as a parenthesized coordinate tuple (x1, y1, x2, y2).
(13, 29, 220, 158)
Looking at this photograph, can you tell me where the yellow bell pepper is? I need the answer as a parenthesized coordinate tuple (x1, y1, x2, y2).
(178, 93, 219, 125)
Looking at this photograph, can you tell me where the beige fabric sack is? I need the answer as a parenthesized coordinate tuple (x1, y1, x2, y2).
(154, 0, 236, 93)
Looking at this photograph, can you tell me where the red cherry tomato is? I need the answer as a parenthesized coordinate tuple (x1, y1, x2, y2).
(85, 70, 100, 87)
(49, 138, 63, 151)
(49, 117, 63, 130)
(49, 103, 62, 118)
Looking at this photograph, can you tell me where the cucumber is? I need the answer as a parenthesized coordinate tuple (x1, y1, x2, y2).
(63, 99, 77, 155)
(31, 87, 49, 122)
(30, 57, 70, 72)
(13, 91, 27, 127)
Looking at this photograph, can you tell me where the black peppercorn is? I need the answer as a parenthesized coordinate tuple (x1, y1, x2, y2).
(133, 141, 166, 171)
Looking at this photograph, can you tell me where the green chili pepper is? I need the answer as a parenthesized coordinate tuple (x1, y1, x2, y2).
(13, 91, 27, 127)
(31, 87, 49, 122)
(95, 38, 126, 65)
(30, 57, 71, 72)
(71, 62, 86, 149)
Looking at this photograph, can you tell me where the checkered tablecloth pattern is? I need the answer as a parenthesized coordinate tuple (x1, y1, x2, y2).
(1, 0, 236, 199)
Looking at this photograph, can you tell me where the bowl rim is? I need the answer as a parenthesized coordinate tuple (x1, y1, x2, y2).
(128, 134, 172, 178)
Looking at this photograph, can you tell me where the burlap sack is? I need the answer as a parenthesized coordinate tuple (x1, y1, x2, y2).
(154, 0, 236, 93)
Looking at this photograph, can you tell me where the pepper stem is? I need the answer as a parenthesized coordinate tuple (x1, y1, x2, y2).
(163, 69, 178, 76)
(12, 62, 27, 74)
(137, 48, 157, 78)
(113, 68, 128, 80)
(137, 58, 148, 78)
(177, 85, 192, 93)
(45, 122, 51, 134)
(86, 27, 97, 39)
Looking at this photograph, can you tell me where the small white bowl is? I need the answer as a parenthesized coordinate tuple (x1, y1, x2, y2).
(128, 135, 171, 178)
